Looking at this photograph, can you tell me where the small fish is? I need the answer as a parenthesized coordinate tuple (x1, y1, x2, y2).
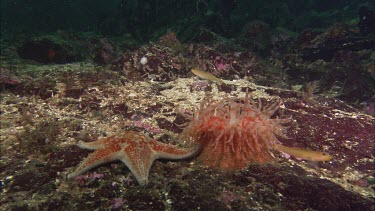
(191, 68, 225, 84)
(274, 143, 332, 162)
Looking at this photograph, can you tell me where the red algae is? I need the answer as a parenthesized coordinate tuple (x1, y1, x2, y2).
(181, 91, 289, 170)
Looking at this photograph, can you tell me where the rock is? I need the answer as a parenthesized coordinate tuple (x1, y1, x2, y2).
(17, 39, 77, 64)
(0, 67, 21, 86)
(239, 21, 272, 56)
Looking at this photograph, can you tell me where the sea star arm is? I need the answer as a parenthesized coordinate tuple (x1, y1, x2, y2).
(151, 141, 199, 160)
(119, 156, 155, 186)
(67, 147, 120, 179)
(77, 136, 114, 150)
(118, 141, 158, 186)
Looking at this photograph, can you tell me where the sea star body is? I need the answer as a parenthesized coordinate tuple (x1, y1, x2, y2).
(68, 130, 197, 185)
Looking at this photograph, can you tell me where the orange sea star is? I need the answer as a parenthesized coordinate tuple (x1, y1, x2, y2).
(68, 131, 197, 185)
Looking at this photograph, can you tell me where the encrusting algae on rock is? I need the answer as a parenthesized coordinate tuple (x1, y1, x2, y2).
(180, 90, 332, 170)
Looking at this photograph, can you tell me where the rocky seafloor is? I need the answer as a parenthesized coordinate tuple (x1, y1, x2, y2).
(1, 26, 374, 210)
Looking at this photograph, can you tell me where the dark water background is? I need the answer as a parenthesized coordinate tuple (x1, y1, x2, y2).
(1, 0, 373, 41)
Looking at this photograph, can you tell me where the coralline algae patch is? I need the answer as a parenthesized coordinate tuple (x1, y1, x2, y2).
(279, 97, 375, 171)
